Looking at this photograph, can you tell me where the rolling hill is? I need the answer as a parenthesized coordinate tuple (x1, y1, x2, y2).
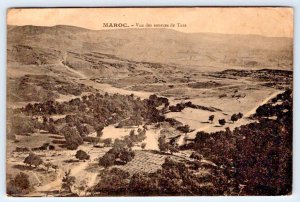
(7, 25, 293, 71)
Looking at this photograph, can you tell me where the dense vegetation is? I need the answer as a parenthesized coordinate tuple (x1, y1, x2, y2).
(9, 93, 166, 149)
(192, 89, 292, 195)
(91, 89, 292, 196)
(8, 88, 292, 196)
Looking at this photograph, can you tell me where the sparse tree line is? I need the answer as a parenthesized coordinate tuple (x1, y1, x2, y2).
(205, 112, 243, 127)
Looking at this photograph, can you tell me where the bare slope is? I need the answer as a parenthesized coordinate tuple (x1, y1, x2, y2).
(7, 25, 293, 70)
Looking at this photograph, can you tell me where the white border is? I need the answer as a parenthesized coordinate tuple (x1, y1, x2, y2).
(0, 1, 299, 202)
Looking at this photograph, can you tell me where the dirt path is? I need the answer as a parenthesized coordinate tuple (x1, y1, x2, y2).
(36, 160, 90, 193)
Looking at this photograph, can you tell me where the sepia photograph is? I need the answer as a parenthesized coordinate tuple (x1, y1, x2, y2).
(6, 7, 293, 197)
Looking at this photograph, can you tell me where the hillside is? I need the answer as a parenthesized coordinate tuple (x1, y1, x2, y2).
(7, 25, 293, 71)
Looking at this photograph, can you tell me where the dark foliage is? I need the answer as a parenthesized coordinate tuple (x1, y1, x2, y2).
(60, 125, 83, 150)
(218, 119, 226, 126)
(7, 172, 31, 196)
(93, 168, 130, 195)
(23, 153, 43, 168)
(75, 150, 90, 161)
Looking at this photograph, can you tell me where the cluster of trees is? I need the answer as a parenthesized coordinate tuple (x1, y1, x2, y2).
(60, 125, 84, 150)
(22, 93, 166, 126)
(92, 157, 216, 196)
(99, 129, 146, 167)
(209, 112, 243, 126)
(98, 128, 149, 167)
(16, 93, 169, 150)
(158, 135, 179, 154)
(231, 113, 243, 123)
(99, 146, 135, 167)
(92, 168, 130, 195)
(255, 89, 292, 118)
(91, 89, 292, 196)
(192, 90, 293, 195)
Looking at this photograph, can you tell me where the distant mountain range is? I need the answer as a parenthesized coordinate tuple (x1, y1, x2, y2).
(7, 25, 293, 70)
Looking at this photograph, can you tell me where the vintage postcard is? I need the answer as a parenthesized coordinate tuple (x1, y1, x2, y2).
(6, 7, 293, 196)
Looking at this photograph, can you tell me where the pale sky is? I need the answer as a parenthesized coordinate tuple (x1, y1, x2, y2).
(7, 7, 293, 37)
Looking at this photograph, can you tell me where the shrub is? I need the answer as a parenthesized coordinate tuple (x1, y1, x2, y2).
(99, 153, 115, 168)
(75, 150, 90, 161)
(61, 170, 76, 194)
(7, 172, 31, 195)
(209, 115, 215, 123)
(231, 114, 239, 123)
(219, 119, 226, 126)
(24, 153, 43, 168)
(60, 125, 83, 150)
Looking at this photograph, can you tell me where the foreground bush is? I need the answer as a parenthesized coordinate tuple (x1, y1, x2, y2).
(7, 172, 32, 195)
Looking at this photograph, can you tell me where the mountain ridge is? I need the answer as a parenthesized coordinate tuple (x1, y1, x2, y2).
(7, 24, 293, 70)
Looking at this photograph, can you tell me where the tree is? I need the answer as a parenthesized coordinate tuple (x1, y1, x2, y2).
(209, 115, 215, 123)
(237, 112, 243, 119)
(219, 119, 226, 126)
(231, 114, 239, 123)
(7, 172, 31, 195)
(141, 143, 146, 150)
(24, 153, 43, 168)
(75, 150, 90, 161)
(76, 123, 94, 137)
(95, 125, 104, 137)
(61, 170, 76, 194)
(120, 150, 135, 163)
(99, 153, 115, 168)
(129, 129, 135, 137)
(60, 125, 83, 150)
(158, 135, 167, 152)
